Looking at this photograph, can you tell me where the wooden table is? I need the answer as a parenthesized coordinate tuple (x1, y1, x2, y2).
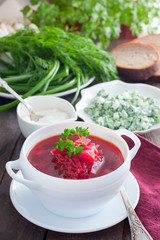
(0, 80, 160, 240)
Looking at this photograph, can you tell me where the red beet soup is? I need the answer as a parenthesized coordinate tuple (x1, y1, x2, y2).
(27, 135, 124, 179)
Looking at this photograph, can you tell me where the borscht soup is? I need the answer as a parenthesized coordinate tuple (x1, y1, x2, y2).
(27, 134, 124, 180)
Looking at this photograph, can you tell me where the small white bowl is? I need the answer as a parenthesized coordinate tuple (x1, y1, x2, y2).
(6, 121, 141, 218)
(17, 95, 77, 138)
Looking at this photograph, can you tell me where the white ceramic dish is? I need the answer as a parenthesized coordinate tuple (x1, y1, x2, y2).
(10, 171, 140, 233)
(0, 77, 94, 99)
(17, 95, 77, 138)
(75, 80, 160, 134)
(6, 121, 140, 218)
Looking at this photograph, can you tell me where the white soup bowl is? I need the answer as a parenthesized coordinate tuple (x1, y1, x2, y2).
(6, 121, 140, 218)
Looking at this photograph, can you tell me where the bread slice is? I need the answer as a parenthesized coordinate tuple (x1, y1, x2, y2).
(133, 34, 160, 82)
(111, 42, 160, 81)
(133, 33, 160, 45)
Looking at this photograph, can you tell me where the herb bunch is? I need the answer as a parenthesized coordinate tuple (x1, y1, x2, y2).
(0, 27, 118, 112)
(22, 0, 160, 49)
(54, 127, 90, 158)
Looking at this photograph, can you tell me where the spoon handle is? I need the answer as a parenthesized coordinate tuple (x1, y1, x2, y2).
(120, 187, 153, 240)
(0, 78, 32, 112)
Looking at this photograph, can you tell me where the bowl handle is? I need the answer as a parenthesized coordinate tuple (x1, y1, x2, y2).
(115, 129, 141, 160)
(6, 160, 41, 190)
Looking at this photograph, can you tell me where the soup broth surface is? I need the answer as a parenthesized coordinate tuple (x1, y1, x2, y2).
(27, 135, 124, 179)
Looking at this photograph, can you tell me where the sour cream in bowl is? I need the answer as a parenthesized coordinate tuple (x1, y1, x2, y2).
(17, 95, 77, 138)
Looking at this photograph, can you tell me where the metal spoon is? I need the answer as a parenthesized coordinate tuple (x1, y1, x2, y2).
(120, 187, 154, 240)
(0, 78, 42, 122)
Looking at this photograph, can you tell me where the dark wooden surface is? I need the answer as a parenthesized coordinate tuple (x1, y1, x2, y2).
(0, 79, 160, 240)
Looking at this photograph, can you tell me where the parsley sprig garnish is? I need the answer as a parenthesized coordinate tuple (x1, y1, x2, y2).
(54, 127, 90, 158)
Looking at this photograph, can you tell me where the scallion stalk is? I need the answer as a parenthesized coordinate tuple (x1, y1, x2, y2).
(0, 60, 60, 112)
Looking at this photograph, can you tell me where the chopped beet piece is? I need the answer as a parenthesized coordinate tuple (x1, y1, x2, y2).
(51, 137, 104, 179)
(75, 136, 91, 146)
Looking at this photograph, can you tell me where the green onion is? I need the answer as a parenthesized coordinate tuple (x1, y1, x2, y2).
(0, 60, 60, 112)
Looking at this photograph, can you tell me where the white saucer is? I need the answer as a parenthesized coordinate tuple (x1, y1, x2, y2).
(10, 172, 140, 233)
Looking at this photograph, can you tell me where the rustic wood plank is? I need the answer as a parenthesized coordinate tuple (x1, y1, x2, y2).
(123, 220, 131, 240)
(0, 173, 46, 240)
(0, 98, 21, 180)
(0, 133, 46, 240)
(46, 223, 124, 240)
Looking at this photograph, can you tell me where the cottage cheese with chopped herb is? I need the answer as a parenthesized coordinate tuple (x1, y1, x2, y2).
(84, 90, 160, 131)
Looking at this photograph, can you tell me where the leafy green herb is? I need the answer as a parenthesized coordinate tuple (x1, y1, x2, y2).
(0, 27, 118, 112)
(22, 0, 160, 49)
(54, 127, 90, 158)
